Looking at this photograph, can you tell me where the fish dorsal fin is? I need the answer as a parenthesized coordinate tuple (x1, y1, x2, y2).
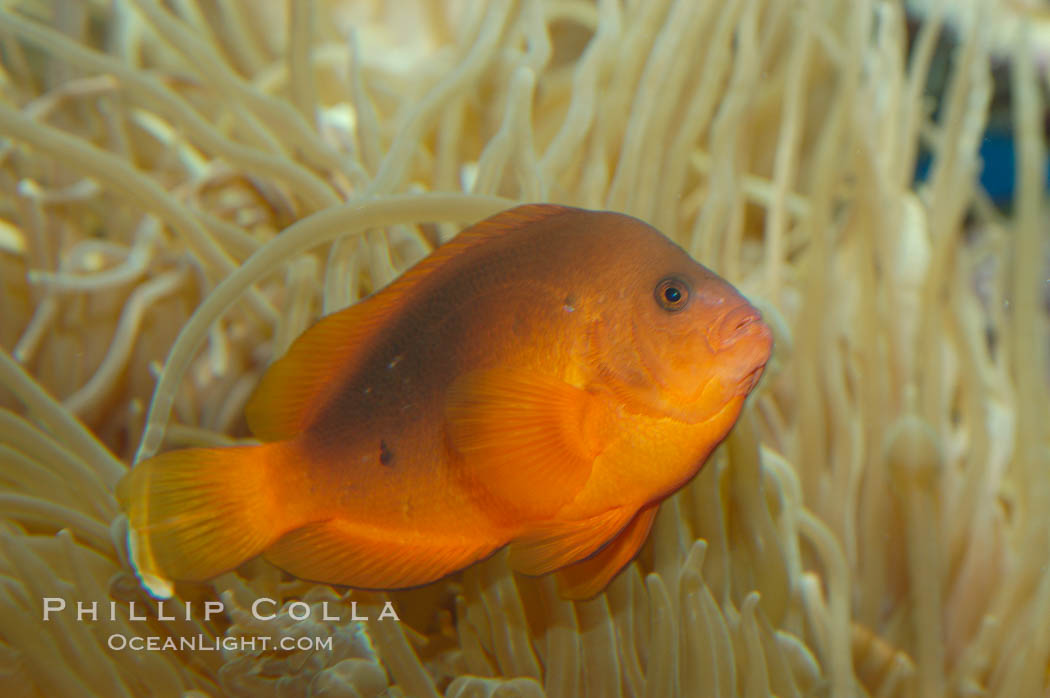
(446, 367, 615, 519)
(244, 293, 397, 441)
(245, 204, 576, 442)
(381, 203, 579, 295)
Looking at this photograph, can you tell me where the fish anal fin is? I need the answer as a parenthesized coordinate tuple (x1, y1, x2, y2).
(446, 368, 614, 519)
(263, 519, 499, 589)
(556, 501, 659, 599)
(508, 507, 632, 576)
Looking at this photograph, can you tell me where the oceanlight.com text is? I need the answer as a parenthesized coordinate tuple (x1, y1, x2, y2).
(107, 633, 334, 653)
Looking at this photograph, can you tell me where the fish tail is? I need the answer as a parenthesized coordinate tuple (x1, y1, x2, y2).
(117, 442, 292, 597)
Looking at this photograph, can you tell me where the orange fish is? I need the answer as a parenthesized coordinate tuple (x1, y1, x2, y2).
(119, 204, 772, 600)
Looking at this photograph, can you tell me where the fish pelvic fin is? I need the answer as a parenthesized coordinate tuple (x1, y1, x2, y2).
(508, 507, 633, 576)
(555, 501, 658, 599)
(117, 443, 290, 596)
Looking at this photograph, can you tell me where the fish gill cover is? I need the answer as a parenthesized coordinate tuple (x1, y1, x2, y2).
(0, 1, 1047, 697)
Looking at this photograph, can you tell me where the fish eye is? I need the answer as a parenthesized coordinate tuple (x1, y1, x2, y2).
(655, 277, 690, 312)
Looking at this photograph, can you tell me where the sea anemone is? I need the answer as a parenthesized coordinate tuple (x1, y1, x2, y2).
(0, 0, 1047, 696)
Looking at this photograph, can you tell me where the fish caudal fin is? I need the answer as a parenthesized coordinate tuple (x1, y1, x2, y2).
(117, 444, 288, 597)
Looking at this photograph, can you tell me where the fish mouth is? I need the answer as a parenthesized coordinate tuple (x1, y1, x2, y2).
(739, 364, 767, 394)
(719, 309, 773, 396)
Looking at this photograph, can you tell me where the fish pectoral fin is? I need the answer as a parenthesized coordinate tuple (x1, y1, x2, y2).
(263, 519, 498, 589)
(446, 368, 615, 518)
(508, 507, 632, 576)
(555, 501, 659, 599)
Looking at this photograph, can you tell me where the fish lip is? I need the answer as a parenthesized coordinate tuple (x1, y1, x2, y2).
(710, 303, 763, 350)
